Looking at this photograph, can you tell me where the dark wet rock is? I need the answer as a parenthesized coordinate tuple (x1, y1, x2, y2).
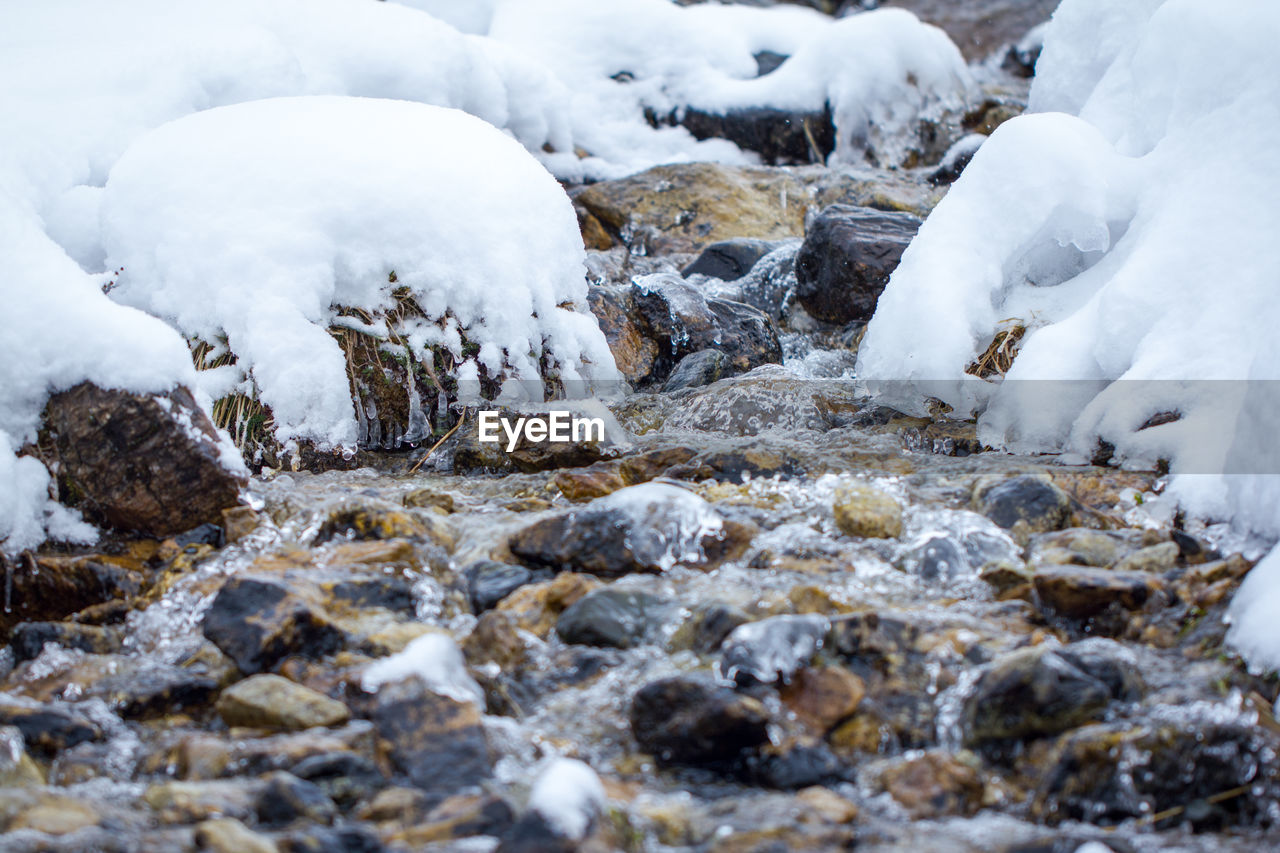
(879, 750, 985, 818)
(899, 535, 967, 581)
(677, 602, 752, 654)
(793, 205, 921, 325)
(1002, 22, 1045, 77)
(96, 662, 220, 720)
(314, 503, 443, 545)
(362, 676, 491, 798)
(589, 274, 782, 387)
(719, 614, 829, 686)
(466, 561, 537, 613)
(496, 813, 578, 853)
(666, 445, 807, 482)
(963, 98, 1024, 136)
(202, 577, 345, 674)
(217, 674, 351, 731)
(0, 697, 101, 757)
(753, 50, 788, 77)
(679, 105, 835, 166)
(326, 575, 417, 615)
(1034, 567, 1166, 621)
(290, 753, 385, 810)
(0, 555, 141, 637)
(398, 794, 516, 847)
(662, 349, 732, 392)
(9, 621, 120, 663)
(682, 238, 789, 282)
(827, 611, 921, 675)
(256, 770, 337, 826)
(832, 482, 903, 539)
(41, 382, 246, 537)
(962, 642, 1142, 747)
(1032, 719, 1280, 829)
(630, 675, 770, 766)
(973, 474, 1072, 538)
(730, 240, 802, 322)
(555, 587, 672, 649)
(745, 741, 848, 789)
(489, 573, 602, 641)
(509, 484, 747, 577)
(279, 824, 385, 853)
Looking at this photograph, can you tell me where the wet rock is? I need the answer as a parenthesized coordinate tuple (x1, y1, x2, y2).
(554, 465, 627, 502)
(326, 574, 417, 615)
(793, 205, 921, 325)
(289, 753, 385, 809)
(491, 573, 601, 640)
(401, 488, 454, 513)
(573, 162, 939, 258)
(973, 474, 1072, 539)
(278, 825, 385, 853)
(466, 561, 537, 613)
(144, 780, 259, 824)
(96, 660, 220, 719)
(396, 793, 515, 846)
(0, 727, 44, 788)
(827, 611, 922, 675)
(363, 676, 491, 797)
(671, 602, 752, 655)
(196, 818, 279, 853)
(9, 621, 120, 663)
(314, 502, 447, 546)
(679, 105, 835, 166)
(42, 382, 246, 537)
(0, 696, 101, 757)
(879, 750, 985, 818)
(452, 407, 614, 474)
(898, 535, 966, 581)
(556, 587, 672, 649)
(8, 795, 100, 835)
(663, 349, 732, 392)
(779, 666, 866, 734)
(0, 555, 142, 637)
(217, 674, 351, 731)
(962, 642, 1142, 747)
(1032, 719, 1280, 828)
(509, 483, 744, 577)
(1112, 541, 1180, 574)
(1027, 528, 1150, 569)
(1034, 567, 1166, 620)
(832, 482, 903, 539)
(720, 614, 830, 686)
(630, 675, 770, 766)
(682, 238, 791, 282)
(745, 740, 847, 789)
(202, 577, 345, 674)
(589, 275, 782, 387)
(928, 133, 984, 185)
(256, 771, 337, 826)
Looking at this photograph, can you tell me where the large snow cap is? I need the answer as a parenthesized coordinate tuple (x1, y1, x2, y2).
(102, 96, 617, 450)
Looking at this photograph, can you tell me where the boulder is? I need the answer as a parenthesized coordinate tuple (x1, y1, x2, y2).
(629, 675, 770, 766)
(793, 205, 921, 325)
(42, 382, 246, 537)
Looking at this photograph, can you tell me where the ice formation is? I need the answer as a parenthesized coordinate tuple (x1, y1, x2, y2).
(102, 96, 617, 449)
(528, 758, 606, 840)
(853, 0, 1280, 664)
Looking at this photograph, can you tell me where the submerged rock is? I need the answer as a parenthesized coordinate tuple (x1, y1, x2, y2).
(794, 205, 921, 325)
(9, 621, 120, 663)
(629, 675, 770, 766)
(973, 474, 1073, 539)
(832, 482, 903, 540)
(719, 614, 830, 686)
(0, 697, 101, 757)
(42, 382, 246, 537)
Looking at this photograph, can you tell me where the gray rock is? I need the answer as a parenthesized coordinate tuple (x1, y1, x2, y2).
(556, 588, 671, 649)
(202, 577, 345, 674)
(719, 614, 830, 686)
(682, 238, 788, 282)
(662, 349, 731, 392)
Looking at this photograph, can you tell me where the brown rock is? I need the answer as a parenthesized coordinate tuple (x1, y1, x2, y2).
(780, 666, 865, 734)
(43, 382, 246, 537)
(0, 555, 141, 638)
(879, 751, 984, 818)
(833, 483, 903, 539)
(196, 818, 279, 853)
(1034, 567, 1165, 620)
(555, 466, 627, 502)
(216, 674, 350, 731)
(494, 573, 601, 637)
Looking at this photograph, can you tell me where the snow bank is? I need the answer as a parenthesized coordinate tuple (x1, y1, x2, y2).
(487, 1, 971, 176)
(853, 0, 1280, 665)
(102, 96, 616, 450)
(361, 633, 485, 706)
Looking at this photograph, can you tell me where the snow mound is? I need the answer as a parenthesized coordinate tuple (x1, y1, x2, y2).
(487, 1, 971, 177)
(361, 633, 485, 706)
(102, 96, 618, 450)
(852, 0, 1280, 666)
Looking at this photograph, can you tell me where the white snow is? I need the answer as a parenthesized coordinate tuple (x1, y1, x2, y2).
(527, 758, 606, 840)
(102, 96, 616, 450)
(854, 0, 1280, 667)
(360, 632, 485, 706)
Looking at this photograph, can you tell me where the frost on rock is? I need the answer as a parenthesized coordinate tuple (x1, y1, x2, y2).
(102, 96, 618, 453)
(528, 758, 606, 841)
(594, 483, 726, 572)
(361, 633, 485, 706)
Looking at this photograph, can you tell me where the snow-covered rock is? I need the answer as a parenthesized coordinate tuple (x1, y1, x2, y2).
(852, 0, 1280, 665)
(102, 96, 616, 450)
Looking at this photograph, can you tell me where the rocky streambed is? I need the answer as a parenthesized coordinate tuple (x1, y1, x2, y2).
(4, 30, 1280, 853)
